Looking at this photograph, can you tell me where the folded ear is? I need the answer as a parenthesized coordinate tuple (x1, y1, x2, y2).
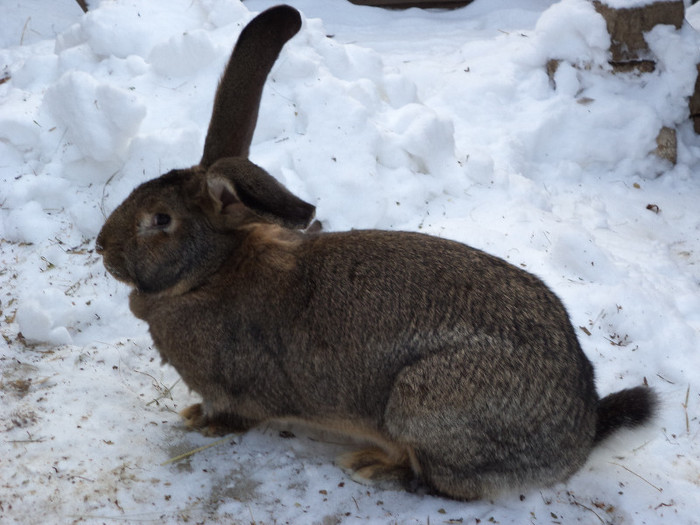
(206, 157, 315, 229)
(200, 6, 302, 168)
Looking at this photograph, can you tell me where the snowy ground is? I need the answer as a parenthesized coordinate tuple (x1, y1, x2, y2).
(1, 0, 700, 523)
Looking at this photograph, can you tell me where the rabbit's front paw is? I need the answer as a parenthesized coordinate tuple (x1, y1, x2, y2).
(179, 403, 253, 436)
(180, 403, 209, 429)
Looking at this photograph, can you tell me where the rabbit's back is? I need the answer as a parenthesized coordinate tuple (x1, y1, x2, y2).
(292, 229, 593, 379)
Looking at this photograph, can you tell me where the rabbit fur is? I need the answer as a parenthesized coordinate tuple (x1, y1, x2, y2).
(96, 5, 656, 501)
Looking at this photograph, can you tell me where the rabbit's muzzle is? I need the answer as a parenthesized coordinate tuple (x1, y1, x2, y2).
(95, 233, 133, 286)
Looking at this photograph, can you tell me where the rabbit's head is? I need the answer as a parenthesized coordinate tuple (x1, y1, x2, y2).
(96, 6, 314, 294)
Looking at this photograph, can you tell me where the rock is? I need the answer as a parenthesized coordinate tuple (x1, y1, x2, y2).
(654, 126, 677, 164)
(593, 0, 684, 71)
(546, 59, 561, 89)
(591, 1, 699, 139)
(689, 64, 700, 134)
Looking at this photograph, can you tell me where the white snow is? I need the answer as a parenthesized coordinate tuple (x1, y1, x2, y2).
(1, 0, 700, 523)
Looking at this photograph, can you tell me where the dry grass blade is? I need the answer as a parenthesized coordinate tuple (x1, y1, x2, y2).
(572, 501, 604, 524)
(146, 378, 181, 407)
(160, 436, 232, 466)
(99, 169, 121, 218)
(682, 385, 690, 434)
(20, 17, 31, 45)
(610, 462, 662, 493)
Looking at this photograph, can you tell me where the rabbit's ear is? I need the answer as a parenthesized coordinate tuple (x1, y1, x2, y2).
(205, 158, 315, 229)
(200, 5, 302, 169)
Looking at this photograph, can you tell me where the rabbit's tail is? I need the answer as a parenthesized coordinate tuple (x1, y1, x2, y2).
(594, 386, 657, 444)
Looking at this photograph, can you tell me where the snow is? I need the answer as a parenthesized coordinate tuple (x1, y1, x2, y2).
(1, 0, 699, 522)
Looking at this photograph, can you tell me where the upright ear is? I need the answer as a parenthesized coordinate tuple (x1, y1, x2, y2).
(200, 5, 302, 169)
(206, 158, 315, 229)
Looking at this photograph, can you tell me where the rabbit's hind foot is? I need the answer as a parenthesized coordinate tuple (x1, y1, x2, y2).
(179, 403, 255, 437)
(337, 446, 416, 488)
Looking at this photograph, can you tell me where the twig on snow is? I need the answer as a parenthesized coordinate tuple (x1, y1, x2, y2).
(160, 435, 232, 466)
(682, 385, 690, 435)
(572, 501, 605, 524)
(610, 462, 662, 493)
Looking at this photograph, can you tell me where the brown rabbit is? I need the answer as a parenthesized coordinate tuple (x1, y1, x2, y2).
(96, 5, 656, 501)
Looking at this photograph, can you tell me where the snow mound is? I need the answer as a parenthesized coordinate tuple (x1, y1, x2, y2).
(43, 71, 146, 163)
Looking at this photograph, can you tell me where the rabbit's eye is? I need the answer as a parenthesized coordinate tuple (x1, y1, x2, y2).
(152, 213, 171, 228)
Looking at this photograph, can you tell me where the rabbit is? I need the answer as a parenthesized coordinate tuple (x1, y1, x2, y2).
(95, 4, 656, 501)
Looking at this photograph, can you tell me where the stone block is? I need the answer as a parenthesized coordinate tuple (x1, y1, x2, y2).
(593, 0, 684, 70)
(654, 126, 677, 164)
